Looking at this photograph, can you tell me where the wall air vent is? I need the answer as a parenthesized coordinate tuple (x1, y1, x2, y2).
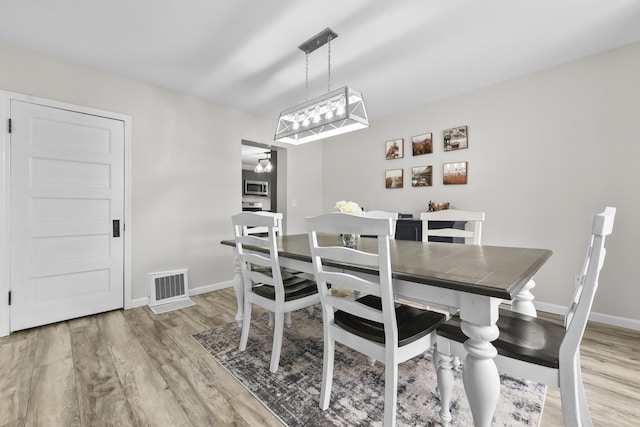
(148, 268, 195, 314)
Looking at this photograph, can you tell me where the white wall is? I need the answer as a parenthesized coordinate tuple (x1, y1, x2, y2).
(321, 42, 640, 324)
(1, 39, 637, 327)
(0, 42, 323, 308)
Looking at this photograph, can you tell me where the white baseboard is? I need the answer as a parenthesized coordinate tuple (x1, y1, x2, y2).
(130, 297, 149, 309)
(125, 281, 234, 311)
(534, 301, 640, 331)
(189, 280, 235, 296)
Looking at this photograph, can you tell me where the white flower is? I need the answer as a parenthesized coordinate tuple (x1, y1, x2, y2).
(335, 200, 364, 216)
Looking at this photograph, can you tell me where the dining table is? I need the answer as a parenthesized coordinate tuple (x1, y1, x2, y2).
(221, 233, 552, 427)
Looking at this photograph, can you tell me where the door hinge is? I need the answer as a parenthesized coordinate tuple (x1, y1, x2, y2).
(8, 118, 12, 134)
(8, 291, 11, 306)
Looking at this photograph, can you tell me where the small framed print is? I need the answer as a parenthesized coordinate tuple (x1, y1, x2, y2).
(385, 169, 404, 189)
(443, 162, 468, 185)
(443, 125, 468, 151)
(412, 133, 433, 156)
(385, 138, 404, 159)
(411, 165, 432, 187)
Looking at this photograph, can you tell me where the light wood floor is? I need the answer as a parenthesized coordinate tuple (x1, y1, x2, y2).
(0, 288, 638, 426)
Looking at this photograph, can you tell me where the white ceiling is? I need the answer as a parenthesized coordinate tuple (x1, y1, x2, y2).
(1, 0, 640, 127)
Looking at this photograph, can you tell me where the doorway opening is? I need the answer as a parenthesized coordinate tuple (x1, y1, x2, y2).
(241, 140, 288, 231)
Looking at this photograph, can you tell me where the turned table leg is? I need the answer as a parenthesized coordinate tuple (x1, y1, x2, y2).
(511, 278, 537, 317)
(460, 295, 501, 427)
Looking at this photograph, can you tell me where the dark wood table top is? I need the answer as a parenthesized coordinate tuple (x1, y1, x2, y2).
(221, 233, 552, 300)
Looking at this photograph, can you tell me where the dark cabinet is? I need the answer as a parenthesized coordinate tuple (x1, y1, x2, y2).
(395, 219, 422, 241)
(395, 218, 464, 243)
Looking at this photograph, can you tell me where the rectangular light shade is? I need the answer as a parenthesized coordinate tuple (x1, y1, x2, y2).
(274, 86, 369, 145)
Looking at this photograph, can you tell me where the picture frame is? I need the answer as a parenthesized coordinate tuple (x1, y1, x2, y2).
(385, 169, 404, 189)
(385, 138, 404, 159)
(412, 133, 433, 156)
(443, 162, 467, 185)
(443, 125, 468, 151)
(411, 165, 432, 187)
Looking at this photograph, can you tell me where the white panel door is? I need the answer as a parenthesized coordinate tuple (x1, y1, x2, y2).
(10, 100, 124, 331)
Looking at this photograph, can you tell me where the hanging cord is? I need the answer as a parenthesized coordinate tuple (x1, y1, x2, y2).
(327, 35, 332, 92)
(305, 49, 309, 101)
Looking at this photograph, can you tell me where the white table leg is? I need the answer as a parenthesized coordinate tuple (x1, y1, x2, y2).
(233, 248, 244, 327)
(460, 295, 501, 427)
(434, 339, 454, 427)
(511, 278, 537, 317)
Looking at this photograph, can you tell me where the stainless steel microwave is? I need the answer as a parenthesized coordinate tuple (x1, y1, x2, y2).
(244, 180, 269, 196)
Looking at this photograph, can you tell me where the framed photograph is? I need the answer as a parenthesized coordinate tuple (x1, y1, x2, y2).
(443, 125, 468, 151)
(443, 162, 468, 185)
(385, 169, 404, 189)
(385, 138, 404, 159)
(411, 165, 432, 187)
(412, 133, 433, 156)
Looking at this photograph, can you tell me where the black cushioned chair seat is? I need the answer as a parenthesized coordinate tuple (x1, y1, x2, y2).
(334, 295, 446, 347)
(252, 276, 318, 302)
(436, 308, 566, 369)
(250, 266, 298, 281)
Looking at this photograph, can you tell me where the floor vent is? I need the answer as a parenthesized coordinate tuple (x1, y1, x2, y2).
(148, 268, 195, 314)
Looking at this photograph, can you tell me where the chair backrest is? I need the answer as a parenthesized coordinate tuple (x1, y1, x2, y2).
(420, 209, 485, 244)
(305, 213, 399, 345)
(561, 207, 616, 360)
(242, 211, 284, 237)
(232, 212, 284, 297)
(364, 210, 399, 240)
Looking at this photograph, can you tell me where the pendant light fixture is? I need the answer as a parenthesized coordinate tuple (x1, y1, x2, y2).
(254, 154, 273, 173)
(275, 28, 369, 145)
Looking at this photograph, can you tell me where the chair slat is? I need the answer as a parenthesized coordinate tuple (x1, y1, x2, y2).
(318, 271, 381, 297)
(244, 270, 275, 286)
(424, 228, 475, 238)
(420, 209, 485, 245)
(315, 245, 379, 267)
(327, 296, 384, 324)
(237, 234, 271, 248)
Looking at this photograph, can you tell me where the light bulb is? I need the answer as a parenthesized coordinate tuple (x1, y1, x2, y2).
(325, 109, 334, 120)
(313, 105, 321, 123)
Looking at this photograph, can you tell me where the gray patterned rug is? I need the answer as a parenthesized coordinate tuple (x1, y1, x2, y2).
(193, 306, 545, 426)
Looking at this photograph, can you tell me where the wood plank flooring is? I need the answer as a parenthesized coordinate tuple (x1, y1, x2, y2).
(0, 287, 638, 426)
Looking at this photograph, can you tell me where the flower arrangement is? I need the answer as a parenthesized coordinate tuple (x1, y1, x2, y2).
(335, 200, 364, 216)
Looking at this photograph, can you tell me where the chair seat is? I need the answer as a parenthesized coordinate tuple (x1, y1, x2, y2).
(252, 276, 318, 301)
(335, 295, 446, 347)
(250, 266, 299, 281)
(436, 308, 566, 368)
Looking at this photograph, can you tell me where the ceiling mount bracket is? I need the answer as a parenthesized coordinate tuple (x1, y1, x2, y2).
(298, 28, 338, 54)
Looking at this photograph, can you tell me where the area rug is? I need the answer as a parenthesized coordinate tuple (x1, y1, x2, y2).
(193, 306, 545, 426)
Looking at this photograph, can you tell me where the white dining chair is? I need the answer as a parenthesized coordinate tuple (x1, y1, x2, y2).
(433, 206, 616, 427)
(305, 212, 446, 426)
(239, 211, 306, 327)
(232, 211, 320, 373)
(420, 209, 485, 244)
(364, 210, 398, 239)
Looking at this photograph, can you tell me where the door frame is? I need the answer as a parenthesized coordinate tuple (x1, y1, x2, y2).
(0, 91, 133, 336)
